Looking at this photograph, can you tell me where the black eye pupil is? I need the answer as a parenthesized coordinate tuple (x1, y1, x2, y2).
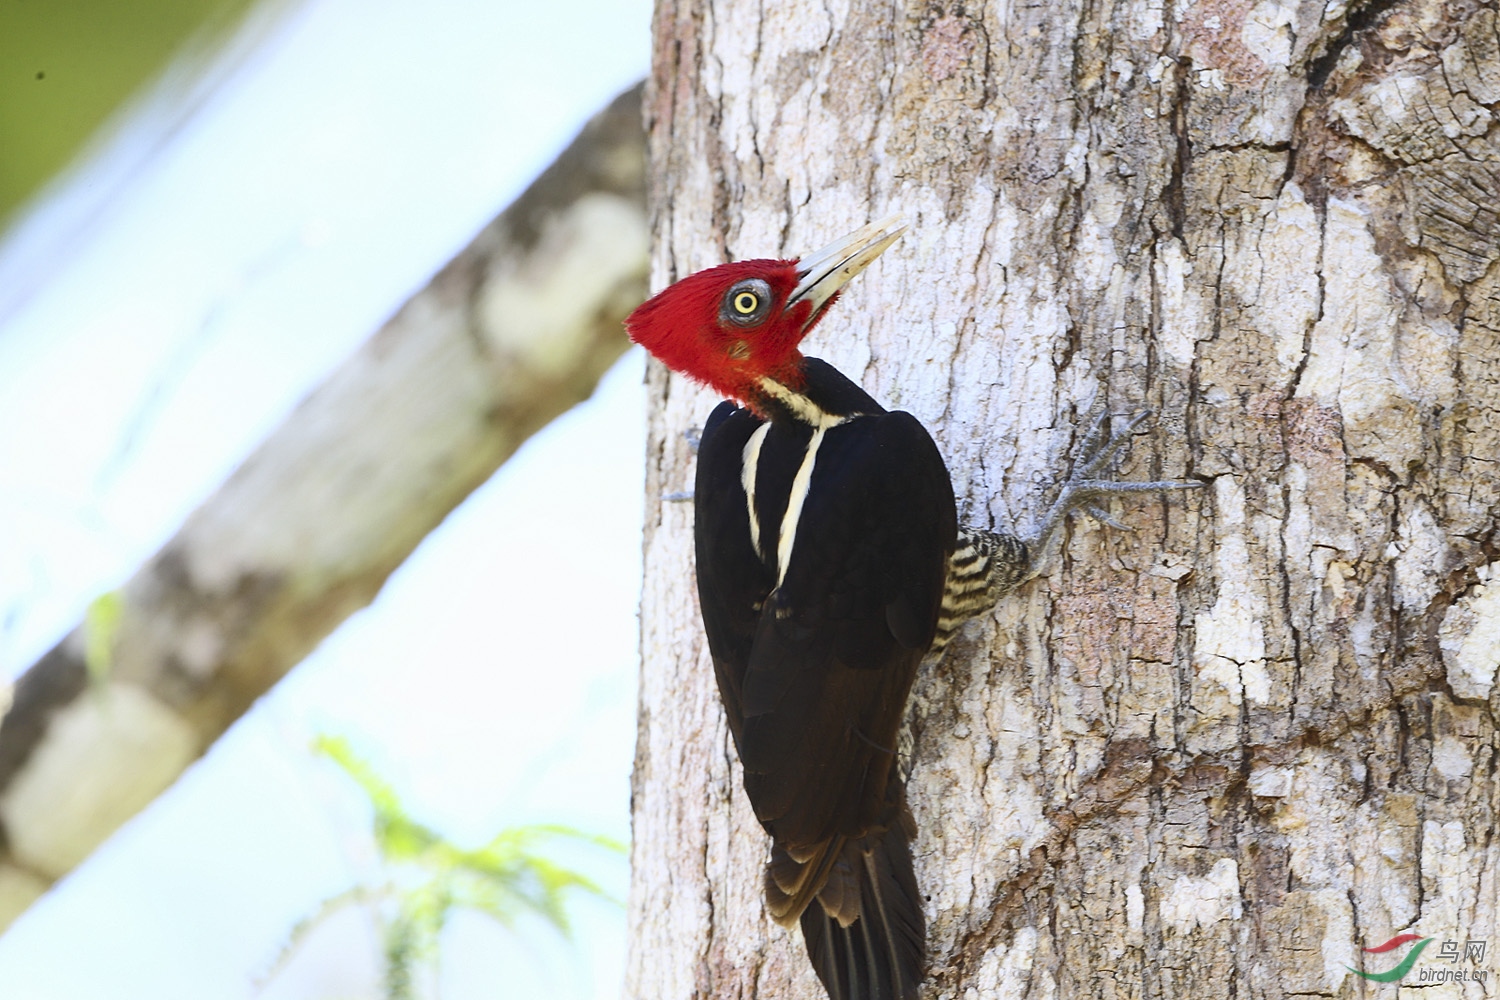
(736, 292, 757, 313)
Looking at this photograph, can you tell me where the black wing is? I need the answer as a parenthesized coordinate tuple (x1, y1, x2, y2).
(738, 412, 955, 850)
(693, 401, 775, 739)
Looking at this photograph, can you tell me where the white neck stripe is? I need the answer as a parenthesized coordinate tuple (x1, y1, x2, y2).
(757, 378, 853, 430)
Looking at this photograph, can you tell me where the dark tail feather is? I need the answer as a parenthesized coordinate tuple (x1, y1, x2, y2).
(797, 816, 924, 1000)
(766, 834, 848, 925)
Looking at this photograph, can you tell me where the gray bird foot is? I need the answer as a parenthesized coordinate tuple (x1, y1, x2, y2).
(1028, 409, 1201, 554)
(662, 425, 705, 502)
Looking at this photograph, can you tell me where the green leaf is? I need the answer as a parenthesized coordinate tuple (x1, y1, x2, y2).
(83, 591, 124, 683)
(286, 732, 629, 998)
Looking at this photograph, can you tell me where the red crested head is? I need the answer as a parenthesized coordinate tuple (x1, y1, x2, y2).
(625, 257, 809, 404)
(625, 216, 905, 410)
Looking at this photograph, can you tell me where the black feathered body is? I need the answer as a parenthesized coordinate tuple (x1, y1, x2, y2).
(693, 357, 956, 1000)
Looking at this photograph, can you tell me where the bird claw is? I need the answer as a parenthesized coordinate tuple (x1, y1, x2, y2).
(1073, 408, 1150, 481)
(1027, 409, 1201, 555)
(1085, 505, 1132, 531)
(1072, 409, 1116, 473)
(662, 490, 695, 503)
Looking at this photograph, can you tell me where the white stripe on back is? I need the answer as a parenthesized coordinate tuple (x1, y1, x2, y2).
(741, 422, 771, 559)
(776, 426, 826, 587)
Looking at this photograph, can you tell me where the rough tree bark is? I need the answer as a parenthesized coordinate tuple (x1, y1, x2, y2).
(628, 2, 1498, 998)
(0, 83, 647, 930)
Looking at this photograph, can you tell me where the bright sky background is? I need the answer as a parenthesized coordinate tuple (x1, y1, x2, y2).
(0, 0, 652, 996)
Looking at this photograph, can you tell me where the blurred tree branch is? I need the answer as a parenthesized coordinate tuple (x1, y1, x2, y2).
(0, 81, 645, 930)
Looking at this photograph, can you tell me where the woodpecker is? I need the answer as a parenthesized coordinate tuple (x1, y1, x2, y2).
(626, 217, 1197, 1000)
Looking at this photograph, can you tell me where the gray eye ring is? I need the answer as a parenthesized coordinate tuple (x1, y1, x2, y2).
(721, 279, 772, 327)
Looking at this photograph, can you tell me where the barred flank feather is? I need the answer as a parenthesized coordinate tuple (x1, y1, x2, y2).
(929, 526, 1031, 656)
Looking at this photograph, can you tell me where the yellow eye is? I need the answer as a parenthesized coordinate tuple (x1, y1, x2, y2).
(722, 280, 770, 326)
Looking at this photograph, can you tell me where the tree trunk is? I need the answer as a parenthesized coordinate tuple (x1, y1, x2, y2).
(628, 1, 1498, 997)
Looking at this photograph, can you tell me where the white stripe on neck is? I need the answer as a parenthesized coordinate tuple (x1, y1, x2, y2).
(757, 377, 852, 430)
